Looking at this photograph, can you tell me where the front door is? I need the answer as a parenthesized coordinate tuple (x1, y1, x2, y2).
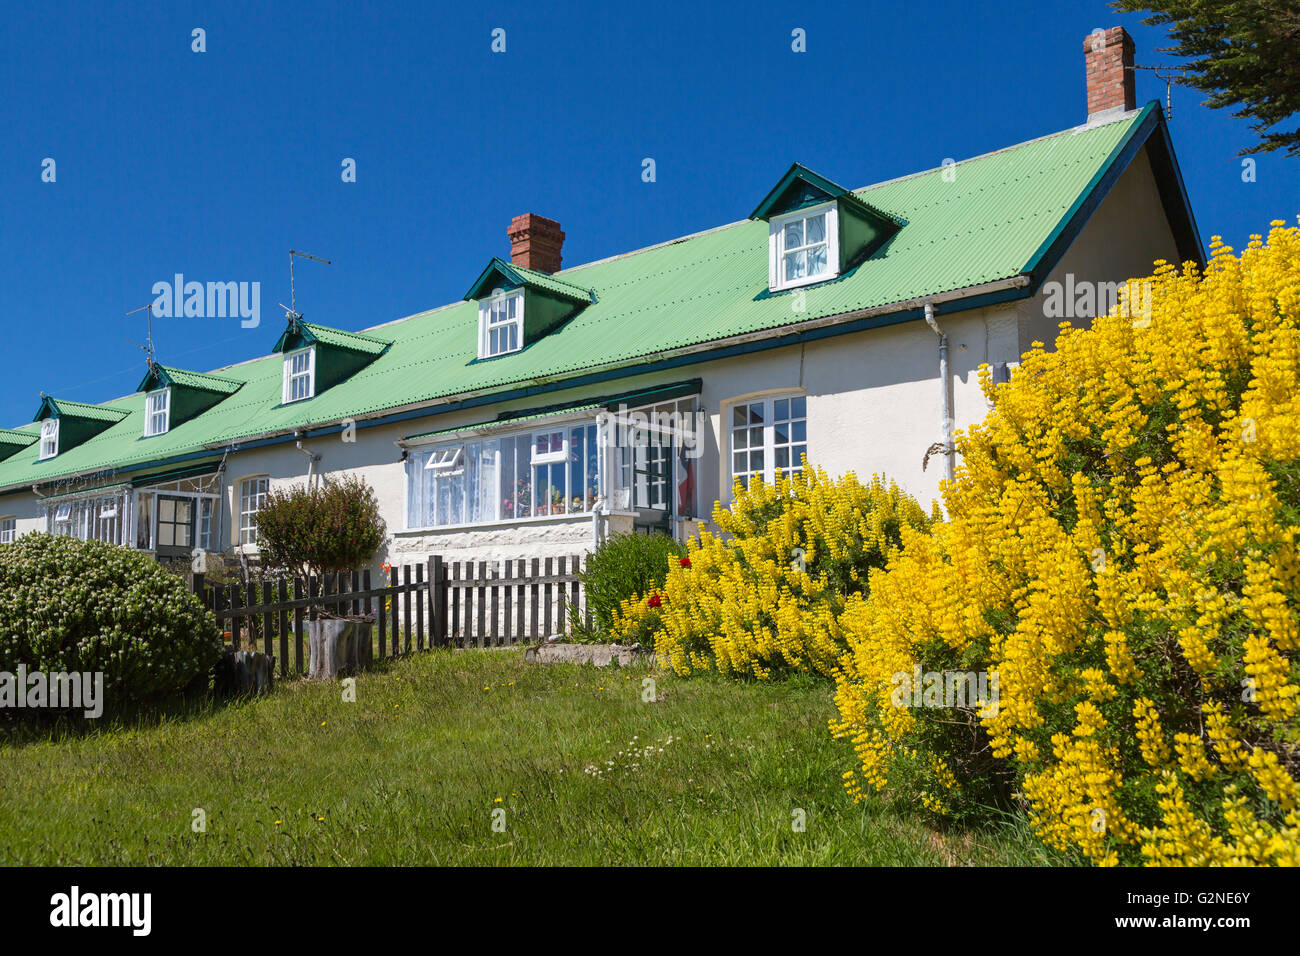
(631, 435, 673, 535)
(155, 496, 194, 558)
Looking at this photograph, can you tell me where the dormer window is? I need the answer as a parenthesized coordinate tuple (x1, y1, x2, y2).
(752, 163, 904, 295)
(479, 291, 523, 358)
(144, 388, 171, 437)
(769, 202, 839, 291)
(282, 346, 315, 403)
(39, 419, 58, 460)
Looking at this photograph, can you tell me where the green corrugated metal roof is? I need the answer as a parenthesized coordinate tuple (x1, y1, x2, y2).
(403, 379, 703, 443)
(405, 404, 602, 444)
(0, 107, 1169, 494)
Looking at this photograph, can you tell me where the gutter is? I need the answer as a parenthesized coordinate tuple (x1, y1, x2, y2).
(0, 274, 1028, 498)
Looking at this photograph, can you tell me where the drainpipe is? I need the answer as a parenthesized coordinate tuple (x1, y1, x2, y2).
(295, 433, 321, 488)
(592, 411, 611, 550)
(923, 301, 954, 486)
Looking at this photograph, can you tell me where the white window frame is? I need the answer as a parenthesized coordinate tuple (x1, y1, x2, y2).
(144, 387, 171, 437)
(530, 430, 568, 465)
(282, 346, 316, 404)
(239, 476, 270, 547)
(0, 517, 15, 544)
(478, 290, 524, 359)
(768, 201, 839, 292)
(728, 392, 808, 490)
(39, 419, 59, 460)
(424, 445, 464, 475)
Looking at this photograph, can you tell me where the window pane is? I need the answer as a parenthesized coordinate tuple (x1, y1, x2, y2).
(776, 447, 789, 469)
(749, 404, 764, 424)
(807, 243, 827, 276)
(732, 405, 748, 428)
(805, 213, 825, 244)
(792, 396, 806, 418)
(784, 251, 804, 281)
(783, 220, 802, 249)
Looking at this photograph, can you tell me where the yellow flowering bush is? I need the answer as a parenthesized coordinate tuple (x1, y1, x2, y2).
(833, 221, 1300, 864)
(613, 465, 934, 679)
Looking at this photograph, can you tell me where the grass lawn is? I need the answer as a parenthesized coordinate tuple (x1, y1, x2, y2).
(0, 649, 1054, 865)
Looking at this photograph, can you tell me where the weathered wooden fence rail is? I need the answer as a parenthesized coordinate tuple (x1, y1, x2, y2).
(192, 554, 587, 678)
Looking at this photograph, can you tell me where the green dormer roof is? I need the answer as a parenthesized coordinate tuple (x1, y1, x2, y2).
(0, 427, 38, 462)
(750, 162, 906, 227)
(272, 319, 391, 356)
(0, 428, 38, 447)
(33, 396, 130, 424)
(465, 257, 595, 305)
(137, 364, 244, 395)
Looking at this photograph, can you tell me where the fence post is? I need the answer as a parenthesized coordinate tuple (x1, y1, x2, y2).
(428, 556, 446, 647)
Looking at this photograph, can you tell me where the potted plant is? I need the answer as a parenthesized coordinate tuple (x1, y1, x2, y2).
(254, 475, 387, 680)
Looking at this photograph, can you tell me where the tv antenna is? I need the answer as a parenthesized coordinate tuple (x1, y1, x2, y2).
(287, 249, 331, 322)
(124, 302, 158, 369)
(1133, 63, 1191, 119)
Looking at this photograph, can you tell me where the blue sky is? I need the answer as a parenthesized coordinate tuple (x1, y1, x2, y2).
(1, 0, 1296, 427)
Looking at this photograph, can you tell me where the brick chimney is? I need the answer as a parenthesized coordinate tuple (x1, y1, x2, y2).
(508, 213, 565, 274)
(1085, 26, 1136, 121)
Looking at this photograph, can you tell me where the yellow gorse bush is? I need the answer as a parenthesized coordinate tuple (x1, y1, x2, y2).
(833, 221, 1300, 865)
(612, 465, 934, 680)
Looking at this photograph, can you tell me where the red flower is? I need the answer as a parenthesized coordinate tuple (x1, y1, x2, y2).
(647, 594, 662, 609)
(679, 557, 691, 569)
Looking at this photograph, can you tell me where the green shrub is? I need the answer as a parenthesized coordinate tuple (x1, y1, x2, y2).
(0, 533, 223, 708)
(255, 475, 386, 606)
(580, 532, 686, 634)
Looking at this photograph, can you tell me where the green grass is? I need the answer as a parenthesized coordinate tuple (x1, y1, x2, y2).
(0, 650, 1054, 865)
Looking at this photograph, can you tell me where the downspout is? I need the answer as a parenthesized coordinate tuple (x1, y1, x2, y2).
(923, 301, 954, 486)
(592, 411, 611, 550)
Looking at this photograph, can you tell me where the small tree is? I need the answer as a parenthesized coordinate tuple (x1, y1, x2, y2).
(255, 475, 386, 617)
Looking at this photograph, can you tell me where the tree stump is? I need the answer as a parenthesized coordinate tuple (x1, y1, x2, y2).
(214, 647, 275, 698)
(307, 619, 374, 680)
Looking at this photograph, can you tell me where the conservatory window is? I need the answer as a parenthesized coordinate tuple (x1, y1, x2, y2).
(144, 388, 171, 436)
(769, 203, 839, 291)
(424, 445, 464, 475)
(406, 423, 599, 529)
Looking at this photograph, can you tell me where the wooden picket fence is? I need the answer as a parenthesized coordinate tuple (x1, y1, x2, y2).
(192, 554, 587, 678)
